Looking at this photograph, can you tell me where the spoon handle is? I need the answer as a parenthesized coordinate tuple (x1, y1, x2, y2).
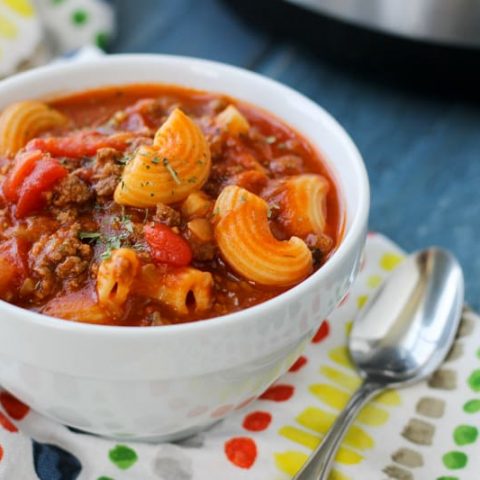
(293, 380, 383, 480)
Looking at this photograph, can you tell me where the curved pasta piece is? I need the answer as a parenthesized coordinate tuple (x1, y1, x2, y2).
(216, 105, 250, 136)
(214, 186, 313, 286)
(134, 265, 214, 315)
(0, 101, 67, 157)
(114, 108, 211, 207)
(42, 291, 110, 324)
(273, 174, 329, 237)
(212, 184, 262, 221)
(97, 248, 140, 314)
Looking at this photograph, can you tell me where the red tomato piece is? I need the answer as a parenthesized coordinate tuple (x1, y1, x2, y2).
(144, 223, 193, 267)
(27, 131, 132, 158)
(0, 238, 29, 299)
(15, 158, 67, 218)
(2, 150, 43, 202)
(0, 238, 29, 276)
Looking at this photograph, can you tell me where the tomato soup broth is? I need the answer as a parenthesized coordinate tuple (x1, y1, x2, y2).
(0, 84, 342, 326)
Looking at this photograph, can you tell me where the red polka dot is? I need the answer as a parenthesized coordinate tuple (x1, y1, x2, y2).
(312, 320, 330, 343)
(211, 404, 234, 418)
(225, 437, 257, 469)
(289, 355, 308, 372)
(235, 396, 256, 410)
(0, 392, 29, 420)
(242, 411, 272, 431)
(259, 384, 294, 402)
(0, 412, 17, 433)
(0, 444, 4, 462)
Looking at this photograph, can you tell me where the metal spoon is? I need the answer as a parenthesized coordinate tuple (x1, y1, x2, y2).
(294, 247, 464, 480)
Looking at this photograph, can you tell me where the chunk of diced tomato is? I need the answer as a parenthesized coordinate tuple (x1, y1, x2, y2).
(27, 131, 132, 158)
(144, 223, 193, 267)
(2, 150, 43, 202)
(15, 158, 67, 218)
(0, 238, 29, 298)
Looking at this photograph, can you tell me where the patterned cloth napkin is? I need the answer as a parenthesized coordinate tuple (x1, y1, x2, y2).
(0, 0, 114, 77)
(0, 233, 477, 480)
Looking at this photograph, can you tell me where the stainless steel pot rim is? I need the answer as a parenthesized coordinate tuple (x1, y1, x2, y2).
(284, 0, 480, 48)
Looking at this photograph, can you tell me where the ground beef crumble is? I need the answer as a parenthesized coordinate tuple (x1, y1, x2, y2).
(51, 173, 93, 207)
(29, 224, 92, 299)
(91, 148, 124, 197)
(155, 203, 181, 226)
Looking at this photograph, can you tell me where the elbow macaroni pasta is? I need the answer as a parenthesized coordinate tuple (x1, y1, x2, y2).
(0, 101, 67, 157)
(97, 248, 140, 315)
(274, 174, 329, 237)
(134, 265, 214, 315)
(114, 108, 211, 207)
(214, 186, 313, 286)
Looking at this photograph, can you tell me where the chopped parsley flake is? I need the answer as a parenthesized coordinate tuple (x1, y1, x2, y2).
(163, 158, 181, 184)
(79, 231, 101, 241)
(151, 156, 161, 164)
(101, 235, 123, 260)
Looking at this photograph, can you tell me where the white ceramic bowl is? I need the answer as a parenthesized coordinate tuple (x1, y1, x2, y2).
(0, 55, 369, 440)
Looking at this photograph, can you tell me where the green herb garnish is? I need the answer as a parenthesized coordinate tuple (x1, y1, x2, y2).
(79, 232, 101, 241)
(163, 157, 181, 185)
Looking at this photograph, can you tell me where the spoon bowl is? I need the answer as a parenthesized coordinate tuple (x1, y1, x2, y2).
(351, 247, 464, 384)
(294, 247, 464, 480)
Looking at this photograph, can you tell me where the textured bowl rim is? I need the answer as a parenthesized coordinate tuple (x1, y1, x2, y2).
(0, 53, 370, 337)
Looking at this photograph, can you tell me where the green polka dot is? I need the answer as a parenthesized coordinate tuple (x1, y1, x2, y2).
(95, 31, 109, 50)
(442, 451, 468, 470)
(51, 0, 66, 5)
(464, 399, 480, 413)
(468, 369, 480, 392)
(109, 445, 138, 470)
(476, 347, 480, 359)
(97, 477, 114, 480)
(380, 252, 403, 271)
(72, 9, 89, 26)
(436, 477, 459, 480)
(453, 425, 478, 445)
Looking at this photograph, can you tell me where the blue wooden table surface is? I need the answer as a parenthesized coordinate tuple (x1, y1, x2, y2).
(112, 0, 480, 309)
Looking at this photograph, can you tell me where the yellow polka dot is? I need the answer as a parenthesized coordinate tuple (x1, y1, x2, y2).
(274, 451, 307, 477)
(330, 470, 352, 480)
(308, 384, 389, 427)
(328, 346, 353, 369)
(2, 0, 34, 17)
(297, 406, 374, 450)
(344, 321, 353, 335)
(0, 14, 17, 38)
(357, 295, 368, 309)
(320, 365, 361, 391)
(367, 274, 382, 288)
(380, 252, 404, 271)
(374, 389, 402, 406)
(275, 427, 363, 465)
